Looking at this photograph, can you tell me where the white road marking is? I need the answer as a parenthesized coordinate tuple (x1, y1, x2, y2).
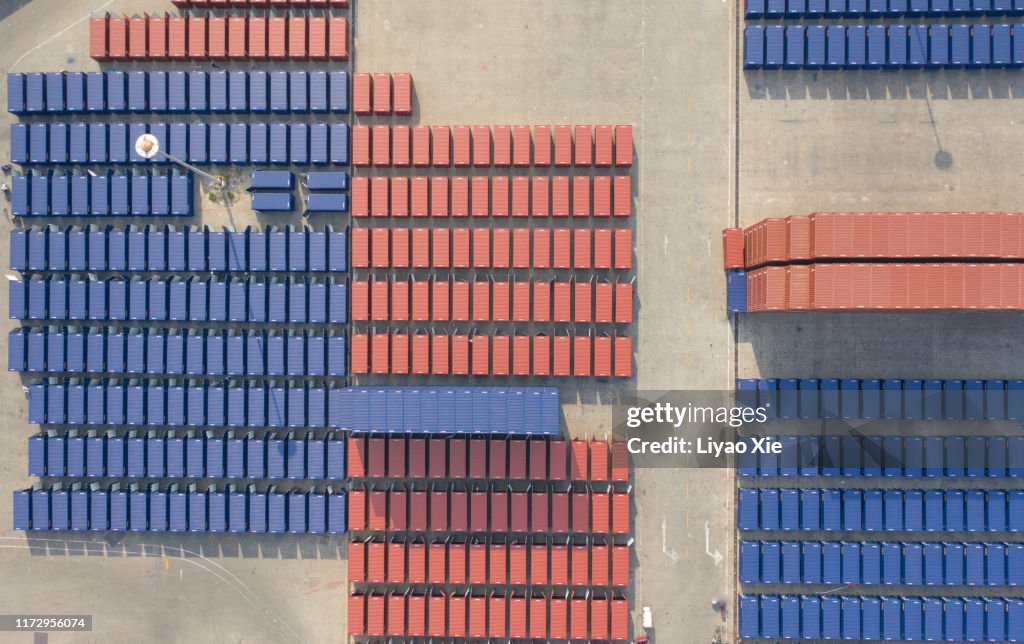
(662, 515, 679, 562)
(8, 0, 116, 73)
(704, 521, 724, 566)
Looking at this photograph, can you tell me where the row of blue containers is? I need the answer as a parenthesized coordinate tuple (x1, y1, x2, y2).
(11, 225, 348, 274)
(26, 382, 563, 435)
(13, 486, 345, 534)
(738, 487, 1024, 532)
(9, 328, 348, 378)
(746, 0, 1024, 18)
(736, 434, 1024, 477)
(8, 70, 351, 115)
(741, 540, 1024, 586)
(11, 170, 192, 217)
(736, 377, 1024, 420)
(11, 121, 351, 166)
(8, 276, 350, 324)
(739, 594, 1022, 642)
(727, 271, 748, 313)
(249, 171, 351, 192)
(744, 23, 1024, 69)
(29, 430, 345, 480)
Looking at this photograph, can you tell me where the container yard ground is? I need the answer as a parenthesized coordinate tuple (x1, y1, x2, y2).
(0, 1, 739, 643)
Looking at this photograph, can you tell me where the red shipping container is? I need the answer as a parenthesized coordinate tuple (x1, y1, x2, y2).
(613, 175, 632, 217)
(610, 441, 629, 482)
(432, 280, 450, 321)
(148, 15, 168, 59)
(534, 125, 552, 166)
(412, 126, 430, 167)
(490, 543, 507, 583)
(595, 282, 613, 322)
(553, 229, 571, 269)
(511, 493, 528, 531)
(489, 595, 507, 639)
(592, 543, 610, 586)
(412, 333, 430, 374)
(612, 492, 630, 534)
(594, 229, 612, 269)
(551, 545, 569, 583)
(613, 336, 633, 377)
(529, 441, 547, 480)
(411, 229, 430, 269)
(348, 489, 366, 530)
(368, 490, 386, 530)
(533, 281, 552, 322)
(531, 493, 549, 532)
(552, 176, 570, 217)
(392, 230, 410, 269)
(594, 124, 614, 167)
(592, 175, 612, 218)
(473, 230, 490, 270)
(387, 594, 405, 636)
(348, 595, 365, 635)
(433, 229, 450, 269)
(391, 333, 410, 374)
(511, 177, 529, 217)
(451, 334, 469, 374)
(611, 599, 629, 640)
(550, 441, 568, 480)
(472, 334, 490, 374)
(387, 541, 405, 582)
(572, 491, 590, 530)
(351, 281, 368, 320)
(550, 598, 568, 640)
(470, 176, 488, 217)
(570, 440, 589, 480)
(392, 126, 411, 167)
(509, 440, 527, 479)
(512, 229, 530, 268)
(551, 491, 570, 532)
(428, 491, 447, 532)
(592, 492, 611, 533)
(366, 594, 384, 636)
(534, 229, 551, 269)
(431, 176, 449, 217)
(411, 176, 429, 217)
(266, 16, 288, 58)
(492, 176, 509, 217)
(372, 72, 391, 114)
(369, 279, 387, 319)
(432, 126, 450, 166)
(452, 125, 471, 166)
(408, 491, 427, 532)
(387, 437, 406, 477)
(469, 543, 486, 582)
(371, 333, 389, 374)
(473, 125, 491, 165)
(493, 229, 511, 268)
(352, 125, 371, 166)
(328, 16, 348, 60)
(723, 228, 744, 268)
(510, 596, 527, 638)
(594, 335, 612, 377)
(614, 229, 632, 269)
(167, 16, 187, 58)
(553, 282, 571, 322)
(444, 595, 465, 638)
(218, 16, 243, 59)
(490, 439, 508, 479)
(90, 17, 109, 60)
(572, 176, 591, 217)
(513, 335, 530, 376)
(512, 125, 531, 166)
(574, 229, 592, 269)
(493, 281, 510, 320)
(591, 599, 610, 640)
(452, 280, 470, 318)
(287, 16, 307, 58)
(108, 16, 130, 60)
(575, 281, 592, 322)
(468, 597, 486, 638)
(452, 176, 469, 217)
(612, 544, 630, 587)
(530, 547, 548, 585)
(352, 72, 372, 114)
(533, 335, 551, 376)
(572, 545, 589, 585)
(351, 177, 369, 218)
(128, 17, 147, 58)
(407, 594, 426, 637)
(248, 16, 267, 58)
(554, 125, 572, 166)
(348, 540, 366, 581)
(307, 16, 326, 59)
(493, 335, 510, 375)
(787, 265, 811, 309)
(532, 176, 550, 217)
(427, 439, 446, 478)
(614, 124, 633, 166)
(428, 594, 446, 636)
(432, 334, 450, 374)
(371, 228, 389, 268)
(348, 436, 366, 477)
(372, 125, 391, 167)
(450, 491, 469, 533)
(350, 333, 369, 373)
(513, 281, 530, 321)
(468, 439, 486, 478)
(391, 72, 412, 114)
(493, 125, 512, 166)
(574, 125, 593, 166)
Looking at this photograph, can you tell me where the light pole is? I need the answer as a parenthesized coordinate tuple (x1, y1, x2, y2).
(134, 134, 225, 188)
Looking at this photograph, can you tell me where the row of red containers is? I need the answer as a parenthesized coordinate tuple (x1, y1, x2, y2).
(350, 279, 633, 325)
(351, 124, 633, 168)
(89, 14, 348, 60)
(724, 211, 1024, 269)
(349, 540, 629, 588)
(351, 72, 412, 116)
(347, 437, 628, 482)
(350, 227, 633, 271)
(746, 262, 1024, 311)
(348, 593, 628, 641)
(348, 489, 631, 535)
(349, 334, 633, 378)
(351, 175, 632, 218)
(171, 0, 349, 6)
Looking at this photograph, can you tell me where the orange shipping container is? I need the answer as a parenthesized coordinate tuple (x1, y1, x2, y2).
(492, 335, 510, 375)
(513, 281, 530, 321)
(471, 335, 490, 374)
(574, 229, 592, 269)
(534, 125, 552, 166)
(352, 72, 372, 114)
(431, 334, 450, 374)
(513, 335, 530, 376)
(787, 215, 812, 261)
(348, 595, 366, 635)
(370, 279, 388, 319)
(431, 176, 449, 217)
(392, 126, 411, 167)
(348, 488, 366, 529)
(471, 176, 489, 217)
(573, 338, 591, 376)
(308, 16, 327, 59)
(510, 597, 527, 638)
(371, 176, 389, 217)
(613, 336, 632, 377)
(553, 229, 571, 269)
(572, 545, 589, 585)
(351, 177, 369, 217)
(472, 230, 490, 269)
(128, 17, 147, 58)
(473, 125, 491, 166)
(594, 335, 612, 377)
(90, 17, 109, 60)
(411, 177, 429, 217)
(595, 124, 613, 166)
(432, 126, 451, 166)
(592, 491, 611, 532)
(372, 72, 391, 114)
(592, 543, 610, 586)
(533, 281, 551, 322)
(553, 281, 571, 322)
(185, 16, 206, 58)
(493, 125, 512, 166)
(452, 176, 469, 217)
(411, 228, 430, 269)
(149, 15, 168, 59)
(348, 436, 366, 477)
(412, 126, 430, 167)
(371, 228, 389, 268)
(512, 229, 530, 269)
(351, 227, 369, 267)
(452, 280, 470, 319)
(352, 125, 371, 166)
(614, 229, 632, 269)
(493, 229, 511, 268)
(392, 278, 411, 315)
(575, 281, 592, 322)
(452, 125, 471, 166)
(371, 334, 389, 374)
(348, 541, 366, 581)
(511, 177, 529, 217)
(351, 280, 369, 320)
(554, 125, 572, 166)
(513, 125, 531, 166)
(372, 125, 390, 166)
(468, 597, 486, 638)
(613, 175, 632, 217)
(387, 594, 405, 636)
(392, 72, 412, 114)
(223, 16, 244, 58)
(533, 335, 551, 376)
(267, 16, 287, 58)
(392, 333, 410, 374)
(427, 594, 446, 636)
(452, 228, 470, 267)
(534, 229, 550, 269)
(553, 336, 571, 376)
(365, 594, 385, 636)
(614, 124, 633, 166)
(552, 176, 570, 217)
(247, 16, 267, 58)
(387, 541, 405, 582)
(493, 282, 510, 321)
(615, 282, 633, 323)
(328, 16, 348, 60)
(167, 16, 187, 58)
(532, 176, 550, 217)
(594, 175, 612, 217)
(572, 176, 591, 216)
(432, 280, 449, 320)
(451, 334, 469, 374)
(594, 229, 612, 269)
(723, 227, 744, 268)
(350, 333, 369, 373)
(492, 176, 509, 217)
(574, 124, 593, 166)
